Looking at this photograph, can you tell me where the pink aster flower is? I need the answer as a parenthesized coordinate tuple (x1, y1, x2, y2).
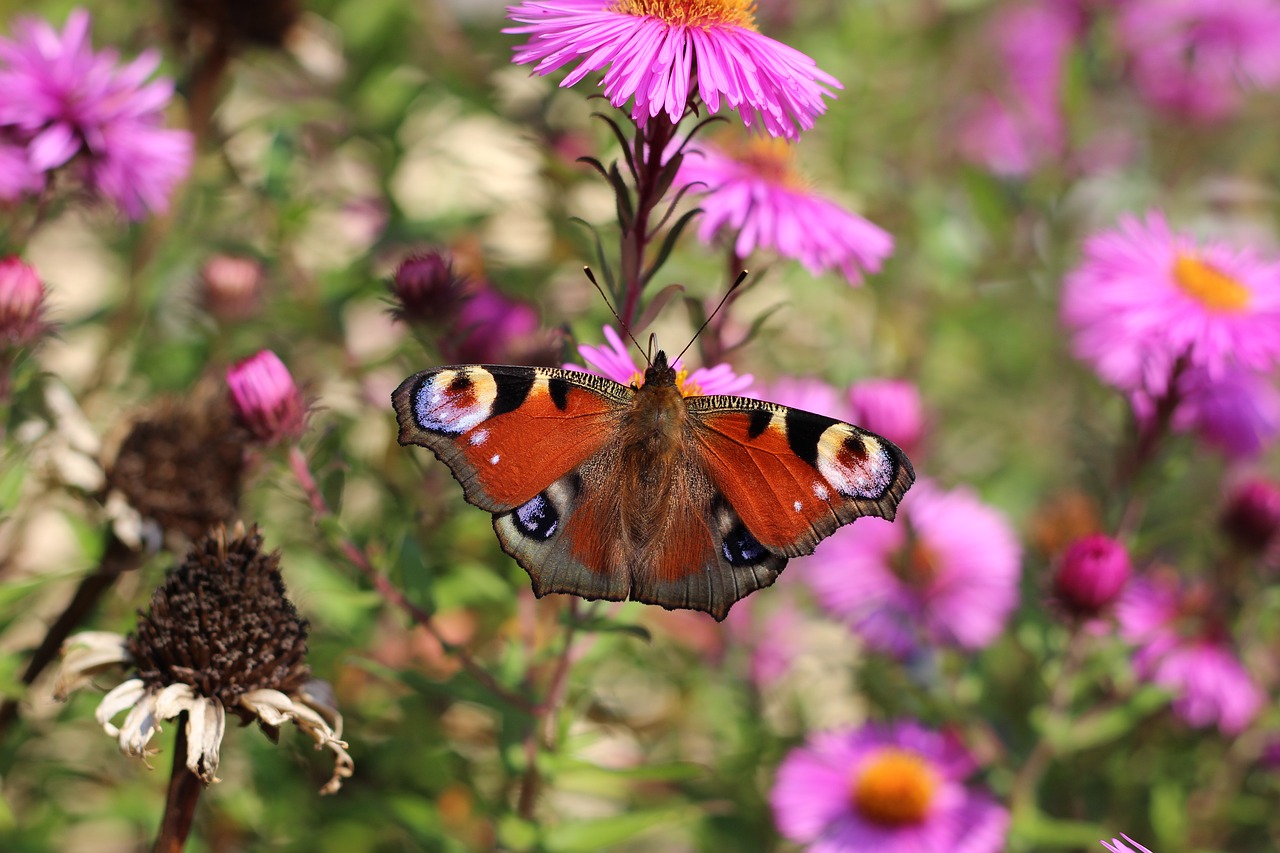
(678, 138, 892, 284)
(567, 324, 755, 396)
(0, 257, 49, 349)
(227, 349, 308, 446)
(758, 376, 852, 420)
(506, 0, 841, 140)
(1170, 365, 1280, 458)
(1118, 574, 1264, 735)
(771, 721, 1009, 853)
(957, 0, 1080, 176)
(848, 378, 924, 456)
(804, 479, 1022, 658)
(1118, 0, 1280, 122)
(0, 9, 193, 218)
(1062, 211, 1280, 396)
(444, 283, 562, 366)
(1101, 835, 1154, 853)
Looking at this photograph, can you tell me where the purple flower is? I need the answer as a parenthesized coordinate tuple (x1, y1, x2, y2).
(1053, 534, 1131, 618)
(1101, 835, 1154, 853)
(1118, 575, 1264, 735)
(567, 325, 755, 397)
(0, 135, 42, 200)
(759, 376, 853, 421)
(1220, 477, 1280, 552)
(1170, 365, 1280, 458)
(505, 0, 841, 140)
(771, 721, 1009, 853)
(848, 378, 924, 456)
(957, 0, 1080, 176)
(227, 350, 307, 446)
(390, 251, 466, 325)
(1062, 211, 1280, 396)
(446, 284, 547, 365)
(0, 9, 192, 218)
(804, 479, 1022, 658)
(1119, 0, 1280, 122)
(678, 138, 892, 284)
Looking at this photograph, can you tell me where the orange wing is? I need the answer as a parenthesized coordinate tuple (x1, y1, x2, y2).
(686, 395, 915, 557)
(392, 366, 629, 512)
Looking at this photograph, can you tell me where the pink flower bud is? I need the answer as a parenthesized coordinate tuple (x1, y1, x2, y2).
(1053, 534, 1131, 617)
(390, 251, 465, 325)
(848, 379, 925, 454)
(199, 255, 264, 321)
(0, 256, 48, 348)
(226, 350, 306, 445)
(1221, 478, 1280, 553)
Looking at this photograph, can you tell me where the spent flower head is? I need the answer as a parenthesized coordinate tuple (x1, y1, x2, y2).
(771, 721, 1009, 853)
(55, 524, 353, 793)
(506, 0, 840, 140)
(567, 324, 755, 397)
(678, 138, 893, 285)
(390, 250, 467, 326)
(805, 479, 1021, 658)
(226, 349, 308, 446)
(1220, 477, 1280, 553)
(0, 8, 193, 218)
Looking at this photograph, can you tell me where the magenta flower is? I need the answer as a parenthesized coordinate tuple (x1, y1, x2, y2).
(1062, 212, 1280, 396)
(678, 138, 892, 284)
(759, 376, 852, 421)
(1170, 365, 1280, 458)
(848, 378, 924, 456)
(957, 0, 1080, 176)
(771, 721, 1009, 853)
(1101, 835, 1154, 853)
(226, 350, 307, 446)
(1119, 0, 1280, 122)
(1053, 534, 1131, 618)
(446, 284, 544, 365)
(0, 257, 48, 348)
(1220, 477, 1280, 552)
(390, 251, 466, 325)
(567, 325, 755, 396)
(505, 0, 841, 140)
(0, 9, 192, 218)
(804, 479, 1021, 658)
(0, 136, 41, 200)
(1118, 575, 1264, 735)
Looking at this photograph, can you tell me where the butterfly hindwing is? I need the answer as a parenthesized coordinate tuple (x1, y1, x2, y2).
(686, 395, 915, 557)
(392, 365, 630, 512)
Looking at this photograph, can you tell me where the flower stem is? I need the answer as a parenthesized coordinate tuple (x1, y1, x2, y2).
(152, 712, 203, 853)
(517, 598, 584, 819)
(619, 119, 678, 327)
(286, 445, 533, 712)
(0, 532, 140, 741)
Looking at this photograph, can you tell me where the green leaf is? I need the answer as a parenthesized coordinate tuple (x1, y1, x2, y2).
(592, 112, 637, 180)
(568, 613, 652, 643)
(571, 217, 616, 296)
(610, 162, 635, 229)
(543, 806, 698, 853)
(643, 207, 701, 287)
(633, 283, 685, 335)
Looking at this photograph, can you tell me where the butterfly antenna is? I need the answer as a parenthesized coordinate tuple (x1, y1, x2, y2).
(674, 269, 748, 365)
(583, 266, 648, 363)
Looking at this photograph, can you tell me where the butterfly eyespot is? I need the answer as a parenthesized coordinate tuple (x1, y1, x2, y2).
(448, 373, 473, 392)
(722, 523, 768, 567)
(513, 492, 559, 541)
(413, 369, 497, 435)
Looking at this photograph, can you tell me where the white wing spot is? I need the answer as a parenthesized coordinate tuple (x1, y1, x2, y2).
(469, 429, 489, 446)
(490, 454, 501, 465)
(813, 483, 830, 501)
(793, 500, 802, 512)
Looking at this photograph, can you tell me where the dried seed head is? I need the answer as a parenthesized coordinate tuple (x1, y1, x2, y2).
(105, 389, 246, 542)
(127, 525, 311, 711)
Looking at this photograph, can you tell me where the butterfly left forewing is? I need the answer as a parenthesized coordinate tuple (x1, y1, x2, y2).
(686, 395, 915, 557)
(392, 365, 630, 512)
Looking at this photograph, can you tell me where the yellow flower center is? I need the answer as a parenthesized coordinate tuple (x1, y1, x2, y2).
(851, 749, 939, 827)
(728, 136, 806, 188)
(630, 365, 704, 397)
(1172, 254, 1250, 312)
(609, 0, 758, 30)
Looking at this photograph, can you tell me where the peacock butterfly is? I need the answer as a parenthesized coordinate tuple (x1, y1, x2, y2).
(392, 346, 915, 620)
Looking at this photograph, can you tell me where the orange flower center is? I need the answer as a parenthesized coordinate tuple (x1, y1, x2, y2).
(630, 365, 704, 396)
(610, 0, 758, 30)
(851, 749, 939, 827)
(1172, 255, 1250, 312)
(728, 136, 806, 188)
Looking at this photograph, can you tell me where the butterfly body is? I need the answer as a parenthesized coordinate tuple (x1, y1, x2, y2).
(393, 352, 914, 620)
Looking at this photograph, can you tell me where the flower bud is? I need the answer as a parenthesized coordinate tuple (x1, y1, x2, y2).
(199, 254, 264, 321)
(0, 256, 48, 348)
(226, 349, 307, 445)
(1220, 478, 1280, 553)
(390, 251, 465, 325)
(1053, 534, 1131, 617)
